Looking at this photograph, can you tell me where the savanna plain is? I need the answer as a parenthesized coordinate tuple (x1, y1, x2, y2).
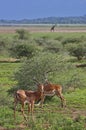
(0, 25, 86, 130)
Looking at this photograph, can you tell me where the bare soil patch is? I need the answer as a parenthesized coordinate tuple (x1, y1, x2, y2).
(0, 58, 20, 63)
(0, 26, 86, 33)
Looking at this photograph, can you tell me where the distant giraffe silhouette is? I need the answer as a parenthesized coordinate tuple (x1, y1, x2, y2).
(50, 24, 56, 32)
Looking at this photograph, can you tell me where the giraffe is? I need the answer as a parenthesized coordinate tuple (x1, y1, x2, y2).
(50, 24, 56, 32)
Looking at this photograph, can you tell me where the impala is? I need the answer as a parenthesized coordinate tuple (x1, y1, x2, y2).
(34, 79, 66, 107)
(14, 84, 44, 120)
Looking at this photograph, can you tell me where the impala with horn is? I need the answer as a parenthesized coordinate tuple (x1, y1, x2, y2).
(34, 78, 66, 108)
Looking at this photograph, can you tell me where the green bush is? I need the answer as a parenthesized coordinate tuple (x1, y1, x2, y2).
(34, 37, 49, 46)
(0, 37, 11, 57)
(44, 40, 63, 53)
(10, 51, 83, 94)
(9, 42, 37, 59)
(10, 53, 69, 91)
(62, 37, 83, 46)
(16, 29, 30, 40)
(66, 42, 86, 60)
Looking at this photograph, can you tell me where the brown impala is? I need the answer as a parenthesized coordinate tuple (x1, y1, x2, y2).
(14, 84, 44, 120)
(34, 79, 66, 108)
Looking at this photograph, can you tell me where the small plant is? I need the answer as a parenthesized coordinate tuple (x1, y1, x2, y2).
(16, 29, 30, 40)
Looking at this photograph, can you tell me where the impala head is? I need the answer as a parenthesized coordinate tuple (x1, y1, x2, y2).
(37, 83, 44, 93)
(33, 78, 44, 93)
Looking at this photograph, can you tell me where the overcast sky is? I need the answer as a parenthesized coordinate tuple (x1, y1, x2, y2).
(0, 0, 86, 20)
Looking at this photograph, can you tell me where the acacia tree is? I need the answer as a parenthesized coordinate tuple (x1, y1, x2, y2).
(9, 52, 82, 94)
(13, 52, 67, 90)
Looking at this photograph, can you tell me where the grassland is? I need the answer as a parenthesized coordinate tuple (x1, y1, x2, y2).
(0, 27, 86, 130)
(0, 62, 86, 130)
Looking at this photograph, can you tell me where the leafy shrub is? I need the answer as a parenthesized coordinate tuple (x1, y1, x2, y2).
(0, 37, 11, 56)
(10, 51, 84, 94)
(62, 37, 83, 46)
(16, 29, 30, 40)
(11, 52, 68, 91)
(34, 37, 49, 46)
(9, 41, 37, 59)
(66, 42, 86, 60)
(44, 40, 63, 53)
(0, 38, 6, 51)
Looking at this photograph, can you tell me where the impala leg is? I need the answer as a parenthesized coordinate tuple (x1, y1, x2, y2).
(39, 95, 45, 107)
(31, 101, 35, 120)
(31, 101, 34, 117)
(14, 102, 17, 119)
(21, 103, 27, 121)
(56, 92, 66, 107)
(60, 95, 66, 108)
(14, 98, 18, 119)
(61, 96, 66, 107)
(28, 103, 31, 116)
(60, 92, 66, 107)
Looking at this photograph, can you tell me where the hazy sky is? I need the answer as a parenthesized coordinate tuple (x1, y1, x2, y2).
(0, 0, 86, 19)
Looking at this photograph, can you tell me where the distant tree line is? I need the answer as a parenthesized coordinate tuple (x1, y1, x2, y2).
(0, 15, 86, 24)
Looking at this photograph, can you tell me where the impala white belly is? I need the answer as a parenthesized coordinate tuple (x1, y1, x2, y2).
(24, 100, 29, 104)
(44, 89, 56, 96)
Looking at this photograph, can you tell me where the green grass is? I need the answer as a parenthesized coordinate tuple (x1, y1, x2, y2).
(0, 63, 20, 87)
(66, 89, 86, 109)
(0, 94, 86, 130)
(31, 32, 86, 39)
(0, 31, 86, 40)
(0, 61, 86, 130)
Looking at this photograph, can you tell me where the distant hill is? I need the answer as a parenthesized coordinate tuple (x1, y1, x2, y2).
(0, 15, 86, 25)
